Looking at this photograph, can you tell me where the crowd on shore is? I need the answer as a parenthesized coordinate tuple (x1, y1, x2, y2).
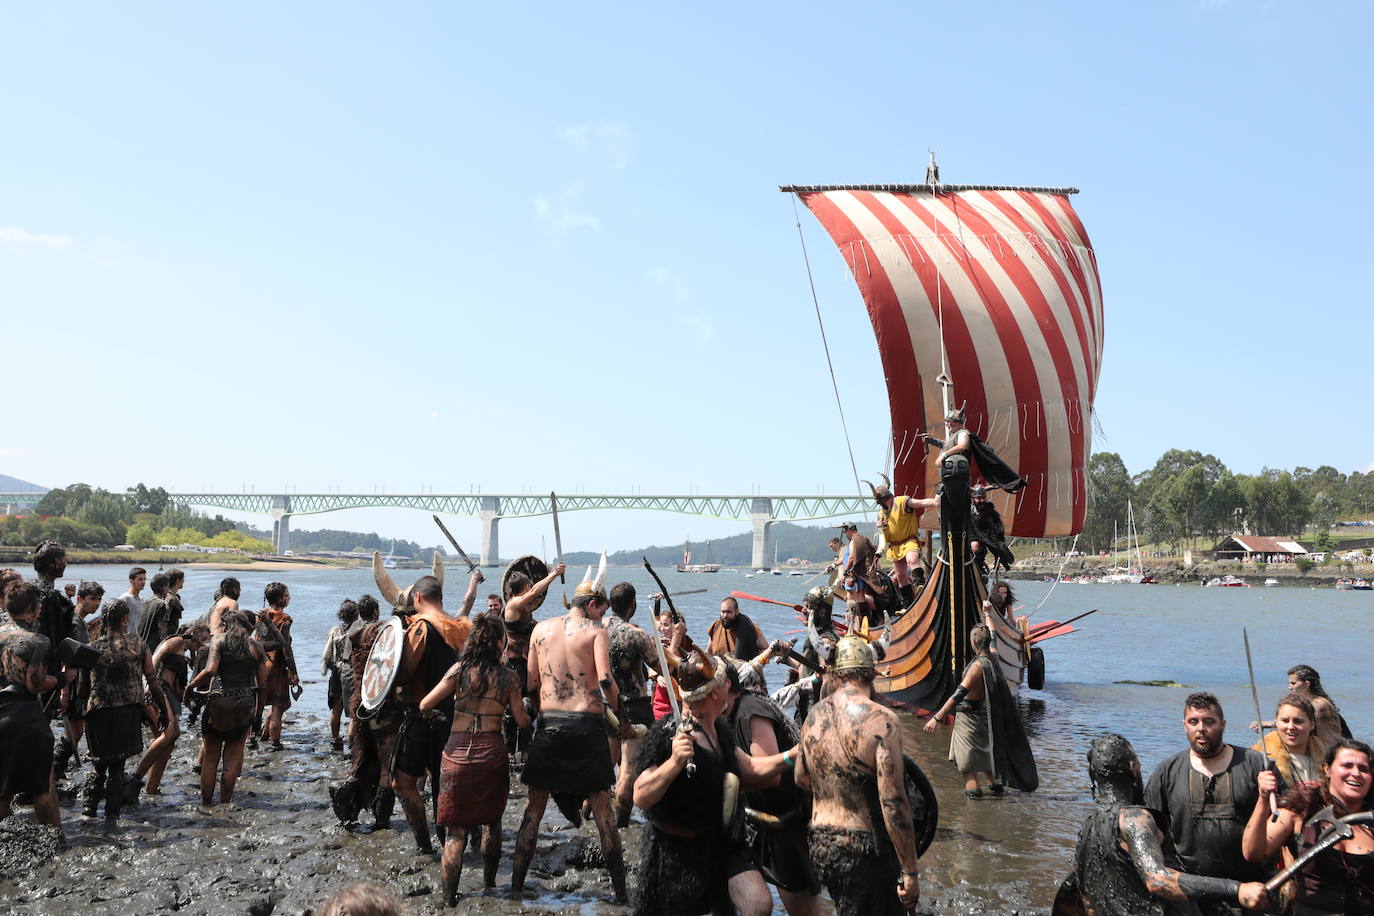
(2, 537, 1372, 915)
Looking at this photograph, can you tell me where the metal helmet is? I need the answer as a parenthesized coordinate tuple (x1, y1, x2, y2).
(944, 405, 967, 425)
(970, 485, 987, 499)
(832, 635, 876, 672)
(804, 586, 833, 612)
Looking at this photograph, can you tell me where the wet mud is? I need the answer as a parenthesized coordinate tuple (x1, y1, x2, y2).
(0, 708, 1046, 914)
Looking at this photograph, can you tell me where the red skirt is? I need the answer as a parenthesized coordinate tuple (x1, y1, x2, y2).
(437, 731, 509, 828)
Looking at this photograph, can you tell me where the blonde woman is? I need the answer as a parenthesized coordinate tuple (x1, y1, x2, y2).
(1252, 693, 1326, 794)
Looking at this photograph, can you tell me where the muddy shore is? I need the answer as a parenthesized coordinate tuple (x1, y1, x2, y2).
(1, 709, 1046, 915)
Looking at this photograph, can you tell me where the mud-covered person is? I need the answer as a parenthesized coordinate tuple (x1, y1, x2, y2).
(605, 581, 658, 828)
(1144, 692, 1267, 916)
(632, 650, 795, 916)
(138, 571, 174, 651)
(1058, 733, 1268, 916)
(420, 614, 531, 905)
(54, 580, 106, 779)
(76, 597, 168, 821)
(796, 635, 920, 916)
(134, 624, 208, 796)
(187, 609, 267, 806)
(322, 599, 361, 751)
(724, 659, 821, 916)
(32, 541, 84, 687)
(0, 582, 67, 840)
(511, 567, 627, 902)
(205, 576, 242, 632)
(330, 595, 388, 829)
(500, 561, 565, 760)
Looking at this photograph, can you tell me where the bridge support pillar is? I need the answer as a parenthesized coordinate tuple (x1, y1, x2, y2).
(479, 496, 501, 566)
(270, 496, 291, 556)
(750, 498, 774, 570)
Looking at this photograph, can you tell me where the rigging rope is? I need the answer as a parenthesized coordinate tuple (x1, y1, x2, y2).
(792, 194, 868, 521)
(1029, 532, 1080, 617)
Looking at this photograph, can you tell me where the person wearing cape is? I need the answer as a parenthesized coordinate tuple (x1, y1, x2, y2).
(924, 624, 1038, 798)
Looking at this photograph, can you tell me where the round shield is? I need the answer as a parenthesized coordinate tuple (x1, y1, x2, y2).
(871, 567, 901, 617)
(503, 555, 550, 612)
(359, 617, 406, 714)
(905, 755, 939, 856)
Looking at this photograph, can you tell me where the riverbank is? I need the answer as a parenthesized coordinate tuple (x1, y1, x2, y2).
(0, 547, 351, 570)
(0, 708, 1044, 915)
(1008, 554, 1374, 588)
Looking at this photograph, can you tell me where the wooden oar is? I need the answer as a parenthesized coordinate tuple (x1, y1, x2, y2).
(731, 590, 801, 611)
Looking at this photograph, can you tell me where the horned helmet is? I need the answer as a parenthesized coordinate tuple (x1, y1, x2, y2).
(677, 649, 727, 703)
(944, 403, 967, 425)
(573, 551, 609, 602)
(373, 550, 446, 610)
(862, 471, 893, 506)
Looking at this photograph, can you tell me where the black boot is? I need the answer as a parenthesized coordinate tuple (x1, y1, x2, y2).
(899, 583, 915, 608)
(104, 763, 125, 822)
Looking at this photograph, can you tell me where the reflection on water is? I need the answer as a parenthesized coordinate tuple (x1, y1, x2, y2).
(60, 564, 1374, 909)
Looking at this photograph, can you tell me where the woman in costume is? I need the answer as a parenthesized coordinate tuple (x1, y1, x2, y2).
(1252, 693, 1327, 796)
(923, 624, 1037, 799)
(187, 610, 266, 806)
(1243, 739, 1374, 915)
(79, 598, 166, 821)
(256, 581, 298, 750)
(1284, 665, 1348, 748)
(420, 614, 530, 906)
(133, 623, 208, 797)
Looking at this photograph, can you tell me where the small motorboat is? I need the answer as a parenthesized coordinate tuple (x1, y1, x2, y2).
(1263, 578, 1280, 588)
(1335, 578, 1354, 590)
(1204, 575, 1249, 588)
(1354, 579, 1372, 591)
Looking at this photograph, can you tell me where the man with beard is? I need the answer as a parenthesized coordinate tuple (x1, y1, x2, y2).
(605, 581, 658, 828)
(1144, 693, 1267, 915)
(511, 561, 627, 903)
(0, 583, 66, 839)
(795, 636, 920, 916)
(1055, 734, 1268, 916)
(835, 522, 884, 627)
(708, 596, 768, 662)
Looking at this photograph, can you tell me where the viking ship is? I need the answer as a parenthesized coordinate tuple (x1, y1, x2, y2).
(785, 168, 1103, 713)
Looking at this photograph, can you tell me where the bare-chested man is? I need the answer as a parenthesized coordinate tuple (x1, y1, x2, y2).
(511, 564, 626, 902)
(206, 577, 242, 633)
(796, 636, 920, 916)
(605, 581, 658, 827)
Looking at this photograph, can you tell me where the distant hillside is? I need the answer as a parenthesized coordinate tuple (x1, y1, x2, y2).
(0, 475, 47, 493)
(564, 521, 850, 567)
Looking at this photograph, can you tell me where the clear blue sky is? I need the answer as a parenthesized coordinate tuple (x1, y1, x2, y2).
(4, 2, 1370, 555)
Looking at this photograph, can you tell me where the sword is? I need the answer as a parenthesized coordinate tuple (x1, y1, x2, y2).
(1243, 627, 1279, 821)
(431, 515, 478, 573)
(643, 557, 694, 776)
(551, 492, 568, 607)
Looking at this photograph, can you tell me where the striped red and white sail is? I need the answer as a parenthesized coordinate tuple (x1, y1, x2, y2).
(796, 186, 1103, 538)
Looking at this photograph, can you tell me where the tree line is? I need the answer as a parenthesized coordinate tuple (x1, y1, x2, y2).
(16, 482, 437, 557)
(1081, 451, 1374, 553)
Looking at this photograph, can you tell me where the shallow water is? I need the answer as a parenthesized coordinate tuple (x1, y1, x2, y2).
(17, 564, 1369, 912)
